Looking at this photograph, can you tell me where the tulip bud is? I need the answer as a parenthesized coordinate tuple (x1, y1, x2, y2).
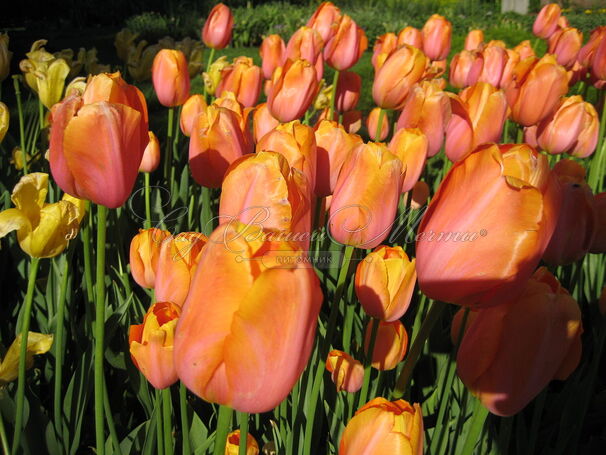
(372, 45, 428, 110)
(500, 49, 520, 88)
(422, 14, 452, 61)
(323, 14, 368, 71)
(389, 128, 429, 193)
(139, 131, 160, 173)
(417, 144, 562, 308)
(225, 430, 259, 455)
(202, 3, 233, 50)
(533, 3, 561, 39)
(216, 56, 262, 108)
(314, 120, 363, 197)
(326, 350, 364, 393)
(355, 246, 417, 321)
(449, 50, 484, 89)
(364, 320, 408, 371)
(513, 40, 535, 60)
(339, 398, 423, 455)
(548, 28, 583, 69)
(444, 94, 475, 163)
(180, 94, 207, 137)
(259, 34, 286, 80)
(129, 228, 171, 289)
(460, 82, 508, 148)
(591, 193, 606, 254)
(478, 45, 508, 88)
(154, 232, 208, 307)
(252, 103, 279, 143)
(372, 33, 398, 70)
(543, 160, 597, 265)
(151, 49, 190, 107)
(398, 26, 423, 49)
(411, 181, 430, 210)
(335, 71, 361, 112)
(129, 302, 181, 389)
(455, 267, 582, 416)
(285, 26, 325, 81)
(174, 221, 323, 413)
(0, 102, 8, 143)
(366, 107, 390, 142)
(464, 29, 484, 51)
(0, 33, 12, 83)
(329, 143, 403, 249)
(307, 1, 342, 44)
(505, 54, 568, 127)
(267, 59, 319, 122)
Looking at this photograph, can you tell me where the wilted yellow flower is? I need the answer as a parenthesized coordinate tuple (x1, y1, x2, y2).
(0, 102, 8, 143)
(0, 332, 53, 386)
(10, 147, 30, 171)
(314, 80, 332, 111)
(127, 41, 160, 82)
(64, 76, 87, 97)
(203, 55, 228, 94)
(19, 40, 55, 92)
(54, 48, 83, 79)
(175, 37, 204, 77)
(115, 28, 139, 62)
(0, 173, 85, 258)
(0, 33, 13, 83)
(83, 48, 111, 75)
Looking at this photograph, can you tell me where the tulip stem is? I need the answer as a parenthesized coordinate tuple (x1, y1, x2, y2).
(303, 245, 355, 455)
(94, 204, 108, 455)
(516, 127, 524, 144)
(238, 412, 248, 455)
(201, 187, 213, 236)
(12, 76, 27, 175)
(81, 202, 95, 305)
(179, 383, 191, 455)
(0, 409, 9, 455)
(328, 70, 340, 120)
(358, 317, 379, 409)
(213, 405, 232, 455)
(11, 256, 40, 455)
(164, 108, 174, 183)
(155, 390, 165, 455)
(162, 388, 173, 455)
(38, 99, 45, 133)
(459, 399, 489, 455)
(53, 254, 70, 453)
(392, 301, 446, 399)
(144, 172, 152, 229)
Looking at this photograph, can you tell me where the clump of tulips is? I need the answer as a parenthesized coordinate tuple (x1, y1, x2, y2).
(0, 2, 606, 454)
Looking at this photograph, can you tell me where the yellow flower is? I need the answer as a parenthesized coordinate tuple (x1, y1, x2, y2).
(313, 80, 333, 111)
(0, 33, 12, 83)
(202, 55, 228, 94)
(0, 332, 53, 386)
(0, 101, 8, 143)
(0, 173, 85, 258)
(114, 28, 139, 63)
(127, 41, 160, 82)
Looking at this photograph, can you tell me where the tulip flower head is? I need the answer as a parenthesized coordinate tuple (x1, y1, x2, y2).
(364, 320, 408, 371)
(180, 94, 208, 137)
(202, 3, 234, 50)
(323, 14, 368, 71)
(0, 33, 12, 83)
(152, 49, 190, 107)
(533, 3, 562, 39)
(139, 131, 160, 173)
(422, 14, 452, 61)
(389, 127, 429, 192)
(0, 102, 8, 143)
(129, 228, 171, 289)
(225, 430, 259, 455)
(307, 1, 342, 44)
(216, 56, 263, 108)
(259, 34, 286, 80)
(267, 59, 319, 122)
(0, 332, 53, 386)
(326, 350, 364, 393)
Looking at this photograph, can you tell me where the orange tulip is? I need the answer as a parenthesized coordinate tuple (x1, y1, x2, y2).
(372, 33, 398, 70)
(259, 34, 286, 80)
(364, 320, 408, 371)
(323, 14, 368, 71)
(202, 3, 233, 50)
(174, 221, 323, 413)
(326, 350, 364, 393)
(285, 26, 325, 80)
(152, 49, 190, 107)
(534, 95, 599, 157)
(179, 94, 207, 137)
(590, 31, 606, 82)
(129, 228, 171, 289)
(225, 430, 259, 455)
(339, 397, 423, 455)
(422, 14, 452, 61)
(267, 59, 318, 122)
(411, 181, 430, 210)
(129, 302, 181, 389)
(397, 81, 451, 157)
(505, 54, 568, 127)
(533, 3, 561, 39)
(416, 144, 561, 308)
(513, 40, 535, 60)
(389, 128, 428, 193)
(547, 28, 583, 70)
(314, 120, 363, 197)
(372, 45, 428, 110)
(499, 48, 520, 88)
(256, 120, 317, 191)
(188, 104, 251, 188)
(306, 1, 342, 44)
(543, 160, 597, 265)
(49, 73, 148, 208)
(252, 102, 279, 143)
(154, 232, 208, 307)
(478, 45, 508, 88)
(454, 267, 582, 416)
(591, 192, 606, 254)
(449, 50, 484, 89)
(464, 29, 484, 51)
(366, 107, 389, 142)
(139, 131, 160, 173)
(355, 245, 417, 321)
(329, 142, 403, 249)
(398, 26, 423, 50)
(335, 71, 361, 112)
(216, 57, 262, 107)
(444, 94, 475, 162)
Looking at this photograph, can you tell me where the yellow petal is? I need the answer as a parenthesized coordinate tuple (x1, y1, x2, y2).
(11, 172, 48, 223)
(0, 208, 31, 240)
(37, 58, 70, 109)
(0, 332, 53, 385)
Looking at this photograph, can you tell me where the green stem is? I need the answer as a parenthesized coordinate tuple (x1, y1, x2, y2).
(204, 48, 216, 102)
(104, 377, 123, 455)
(144, 172, 152, 229)
(11, 257, 41, 455)
(459, 400, 489, 455)
(81, 202, 94, 304)
(213, 405, 232, 455)
(38, 100, 45, 133)
(302, 245, 355, 455)
(392, 301, 446, 398)
(358, 317, 379, 409)
(12, 76, 27, 175)
(94, 204, 108, 455)
(179, 383, 191, 455)
(0, 409, 9, 455)
(162, 388, 173, 455)
(53, 255, 70, 453)
(516, 127, 524, 144)
(238, 412, 249, 455)
(328, 70, 340, 120)
(156, 390, 165, 455)
(201, 187, 213, 236)
(163, 108, 174, 183)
